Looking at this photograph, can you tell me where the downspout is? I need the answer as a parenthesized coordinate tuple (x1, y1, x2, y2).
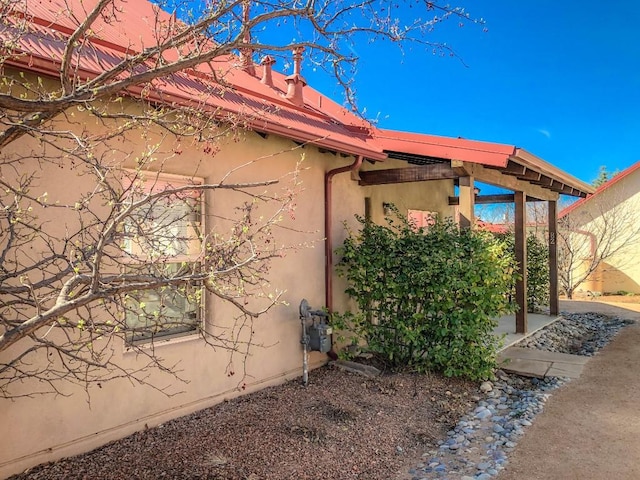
(324, 156, 363, 316)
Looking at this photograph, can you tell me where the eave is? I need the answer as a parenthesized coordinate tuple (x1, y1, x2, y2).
(373, 129, 594, 199)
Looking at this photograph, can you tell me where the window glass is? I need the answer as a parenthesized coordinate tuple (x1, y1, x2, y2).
(122, 173, 203, 341)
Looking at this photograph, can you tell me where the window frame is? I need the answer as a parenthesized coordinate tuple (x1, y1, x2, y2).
(121, 170, 205, 343)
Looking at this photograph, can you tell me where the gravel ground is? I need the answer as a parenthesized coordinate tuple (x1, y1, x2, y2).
(10, 368, 477, 480)
(403, 310, 634, 480)
(10, 308, 634, 480)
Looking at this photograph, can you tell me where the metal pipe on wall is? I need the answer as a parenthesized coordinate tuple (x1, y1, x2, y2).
(324, 156, 363, 314)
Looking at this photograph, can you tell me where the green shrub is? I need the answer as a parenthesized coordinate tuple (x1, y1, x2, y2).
(497, 232, 549, 312)
(333, 210, 518, 380)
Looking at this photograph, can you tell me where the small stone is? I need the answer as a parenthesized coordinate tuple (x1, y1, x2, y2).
(480, 381, 493, 393)
(475, 409, 492, 420)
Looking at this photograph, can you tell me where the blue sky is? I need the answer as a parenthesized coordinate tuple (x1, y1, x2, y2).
(304, 0, 640, 185)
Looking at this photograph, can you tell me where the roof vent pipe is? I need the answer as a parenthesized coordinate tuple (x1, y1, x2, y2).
(239, 1, 255, 75)
(260, 55, 276, 87)
(284, 46, 306, 106)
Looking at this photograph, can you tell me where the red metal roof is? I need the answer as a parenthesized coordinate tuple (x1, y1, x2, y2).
(476, 220, 509, 234)
(3, 0, 386, 160)
(1, 0, 598, 197)
(375, 129, 517, 167)
(559, 161, 640, 217)
(375, 129, 593, 197)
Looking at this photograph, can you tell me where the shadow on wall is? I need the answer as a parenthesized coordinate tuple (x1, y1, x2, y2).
(578, 262, 640, 296)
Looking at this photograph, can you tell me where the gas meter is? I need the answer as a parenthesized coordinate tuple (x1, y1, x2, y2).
(298, 299, 332, 385)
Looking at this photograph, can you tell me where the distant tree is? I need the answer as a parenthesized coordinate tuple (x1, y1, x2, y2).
(592, 165, 620, 188)
(0, 0, 482, 397)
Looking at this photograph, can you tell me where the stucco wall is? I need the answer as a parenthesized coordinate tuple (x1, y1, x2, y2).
(0, 96, 454, 477)
(564, 167, 640, 295)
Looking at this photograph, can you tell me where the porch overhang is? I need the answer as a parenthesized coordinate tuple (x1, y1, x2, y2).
(368, 129, 595, 334)
(371, 129, 594, 199)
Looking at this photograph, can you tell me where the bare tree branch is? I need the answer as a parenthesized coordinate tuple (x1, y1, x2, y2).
(0, 0, 481, 398)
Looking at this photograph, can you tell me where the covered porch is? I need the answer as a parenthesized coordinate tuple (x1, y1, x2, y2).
(369, 129, 594, 334)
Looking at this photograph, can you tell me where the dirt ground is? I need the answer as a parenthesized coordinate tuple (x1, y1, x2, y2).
(11, 298, 640, 480)
(9, 366, 478, 480)
(498, 299, 640, 480)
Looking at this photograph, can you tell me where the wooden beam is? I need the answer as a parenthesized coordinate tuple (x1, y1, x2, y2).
(452, 161, 559, 202)
(517, 169, 542, 182)
(484, 161, 542, 182)
(458, 175, 475, 229)
(448, 194, 545, 205)
(548, 200, 559, 316)
(502, 160, 527, 176)
(532, 175, 554, 188)
(451, 160, 470, 177)
(515, 191, 528, 333)
(557, 183, 575, 195)
(364, 197, 372, 222)
(358, 164, 456, 186)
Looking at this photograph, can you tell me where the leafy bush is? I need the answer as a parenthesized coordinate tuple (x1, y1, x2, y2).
(333, 211, 518, 380)
(498, 232, 549, 312)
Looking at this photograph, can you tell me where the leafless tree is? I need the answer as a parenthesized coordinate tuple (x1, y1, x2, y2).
(558, 192, 640, 299)
(0, 0, 481, 398)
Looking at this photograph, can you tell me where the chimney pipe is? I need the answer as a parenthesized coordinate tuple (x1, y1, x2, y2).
(240, 1, 255, 75)
(284, 47, 306, 106)
(260, 55, 276, 87)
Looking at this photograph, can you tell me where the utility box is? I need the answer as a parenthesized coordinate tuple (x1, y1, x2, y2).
(299, 299, 332, 386)
(299, 299, 332, 353)
(308, 322, 332, 353)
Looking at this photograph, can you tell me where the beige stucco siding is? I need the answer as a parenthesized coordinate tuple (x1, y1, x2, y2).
(0, 96, 454, 476)
(564, 167, 640, 295)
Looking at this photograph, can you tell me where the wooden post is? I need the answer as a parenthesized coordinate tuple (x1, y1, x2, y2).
(515, 190, 528, 333)
(364, 197, 372, 222)
(548, 199, 559, 316)
(458, 176, 475, 229)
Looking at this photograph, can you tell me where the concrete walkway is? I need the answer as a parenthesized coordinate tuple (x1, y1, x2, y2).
(498, 300, 640, 480)
(495, 313, 562, 350)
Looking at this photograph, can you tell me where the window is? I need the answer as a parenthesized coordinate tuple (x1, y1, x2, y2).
(122, 172, 203, 342)
(408, 209, 436, 230)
